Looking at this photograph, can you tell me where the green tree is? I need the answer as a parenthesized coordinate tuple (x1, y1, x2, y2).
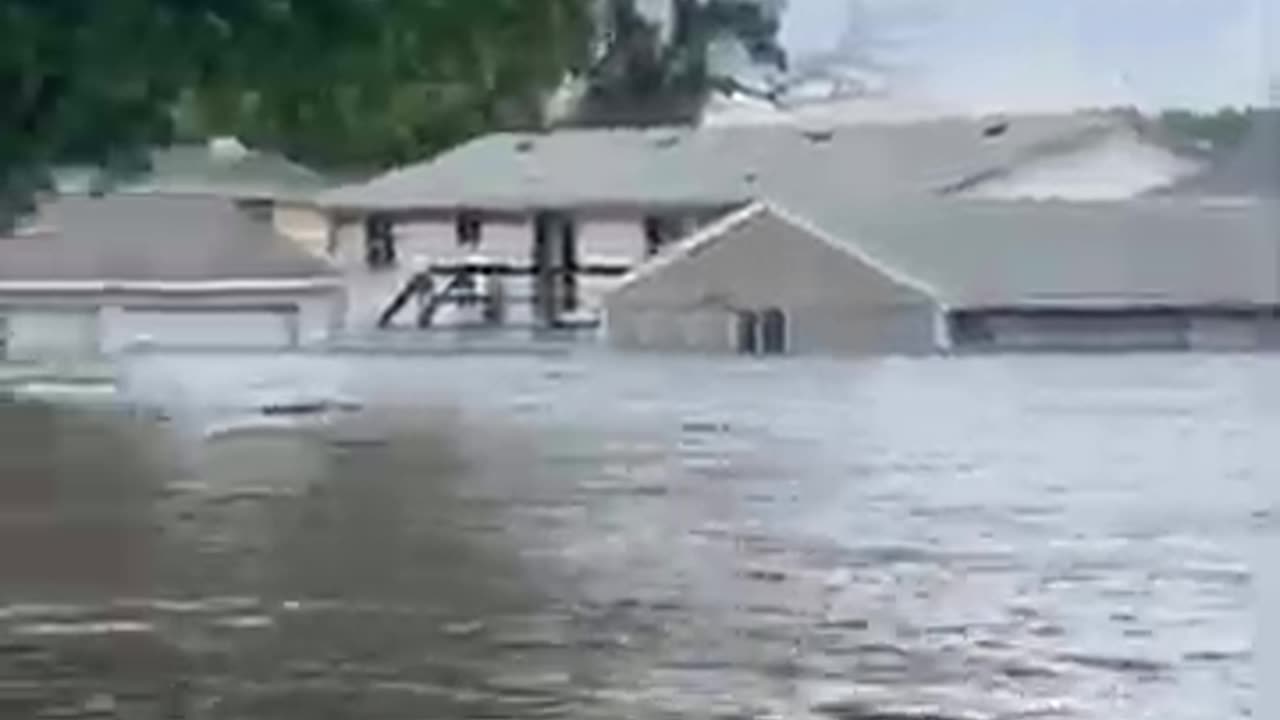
(0, 0, 593, 226)
(567, 0, 788, 126)
(1159, 107, 1255, 151)
(179, 0, 592, 170)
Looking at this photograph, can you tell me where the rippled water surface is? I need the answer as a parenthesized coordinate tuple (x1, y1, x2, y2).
(0, 352, 1273, 719)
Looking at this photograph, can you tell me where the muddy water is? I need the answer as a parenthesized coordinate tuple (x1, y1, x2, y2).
(0, 352, 1272, 718)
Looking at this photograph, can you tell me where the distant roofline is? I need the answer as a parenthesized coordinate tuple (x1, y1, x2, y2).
(953, 299, 1280, 312)
(0, 278, 343, 295)
(318, 110, 1133, 214)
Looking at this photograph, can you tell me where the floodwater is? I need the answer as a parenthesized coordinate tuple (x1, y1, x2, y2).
(0, 351, 1273, 719)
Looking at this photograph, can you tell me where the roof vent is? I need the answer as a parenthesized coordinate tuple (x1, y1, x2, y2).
(653, 133, 682, 149)
(743, 171, 758, 184)
(982, 121, 1010, 139)
(514, 138, 537, 153)
(801, 128, 835, 143)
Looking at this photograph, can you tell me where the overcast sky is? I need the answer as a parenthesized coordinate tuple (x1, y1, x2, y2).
(779, 0, 1275, 110)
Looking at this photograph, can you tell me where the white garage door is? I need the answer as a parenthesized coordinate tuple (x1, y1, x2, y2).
(114, 308, 299, 349)
(3, 309, 100, 359)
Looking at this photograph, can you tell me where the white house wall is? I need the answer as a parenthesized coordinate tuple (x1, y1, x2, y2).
(272, 203, 334, 258)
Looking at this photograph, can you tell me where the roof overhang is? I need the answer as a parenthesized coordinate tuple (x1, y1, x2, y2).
(0, 277, 343, 296)
(324, 198, 748, 224)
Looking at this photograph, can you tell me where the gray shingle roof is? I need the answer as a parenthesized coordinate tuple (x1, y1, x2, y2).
(774, 194, 1280, 308)
(0, 194, 338, 285)
(56, 144, 331, 202)
(321, 112, 1130, 213)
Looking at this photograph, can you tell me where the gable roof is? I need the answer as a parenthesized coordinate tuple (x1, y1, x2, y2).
(609, 201, 939, 304)
(781, 194, 1280, 308)
(320, 112, 1133, 214)
(0, 194, 338, 288)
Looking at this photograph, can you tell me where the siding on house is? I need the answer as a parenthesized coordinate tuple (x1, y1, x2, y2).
(604, 204, 942, 355)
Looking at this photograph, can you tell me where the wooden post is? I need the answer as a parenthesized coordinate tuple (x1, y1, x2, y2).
(531, 211, 557, 327)
(560, 216, 579, 315)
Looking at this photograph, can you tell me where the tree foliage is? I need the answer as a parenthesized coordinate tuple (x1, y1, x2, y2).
(178, 1, 593, 170)
(0, 0, 790, 225)
(568, 0, 788, 126)
(0, 0, 592, 223)
(1159, 107, 1256, 152)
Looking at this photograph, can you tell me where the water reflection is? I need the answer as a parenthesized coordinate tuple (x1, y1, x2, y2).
(0, 353, 1270, 718)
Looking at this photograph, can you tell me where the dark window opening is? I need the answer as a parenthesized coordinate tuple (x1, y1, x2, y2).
(760, 308, 787, 355)
(364, 215, 397, 269)
(456, 212, 483, 249)
(0, 315, 8, 360)
(644, 215, 680, 257)
(735, 311, 760, 355)
(951, 311, 995, 345)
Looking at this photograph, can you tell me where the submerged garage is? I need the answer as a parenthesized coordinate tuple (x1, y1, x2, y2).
(0, 194, 343, 361)
(108, 306, 300, 349)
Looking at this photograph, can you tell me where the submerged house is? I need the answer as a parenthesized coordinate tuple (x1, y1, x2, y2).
(603, 196, 1280, 354)
(318, 111, 1182, 335)
(55, 138, 336, 255)
(0, 194, 343, 361)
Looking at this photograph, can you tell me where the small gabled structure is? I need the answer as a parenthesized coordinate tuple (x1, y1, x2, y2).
(604, 203, 942, 354)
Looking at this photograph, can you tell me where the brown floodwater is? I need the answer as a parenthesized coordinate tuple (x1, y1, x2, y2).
(0, 351, 1269, 718)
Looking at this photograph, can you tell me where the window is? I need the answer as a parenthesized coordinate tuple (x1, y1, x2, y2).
(951, 311, 995, 346)
(364, 215, 397, 268)
(644, 215, 676, 257)
(735, 310, 760, 355)
(736, 308, 787, 356)
(760, 308, 787, 355)
(0, 314, 8, 360)
(456, 212, 483, 249)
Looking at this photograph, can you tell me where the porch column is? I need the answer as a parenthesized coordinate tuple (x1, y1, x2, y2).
(531, 211, 558, 327)
(363, 213, 397, 268)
